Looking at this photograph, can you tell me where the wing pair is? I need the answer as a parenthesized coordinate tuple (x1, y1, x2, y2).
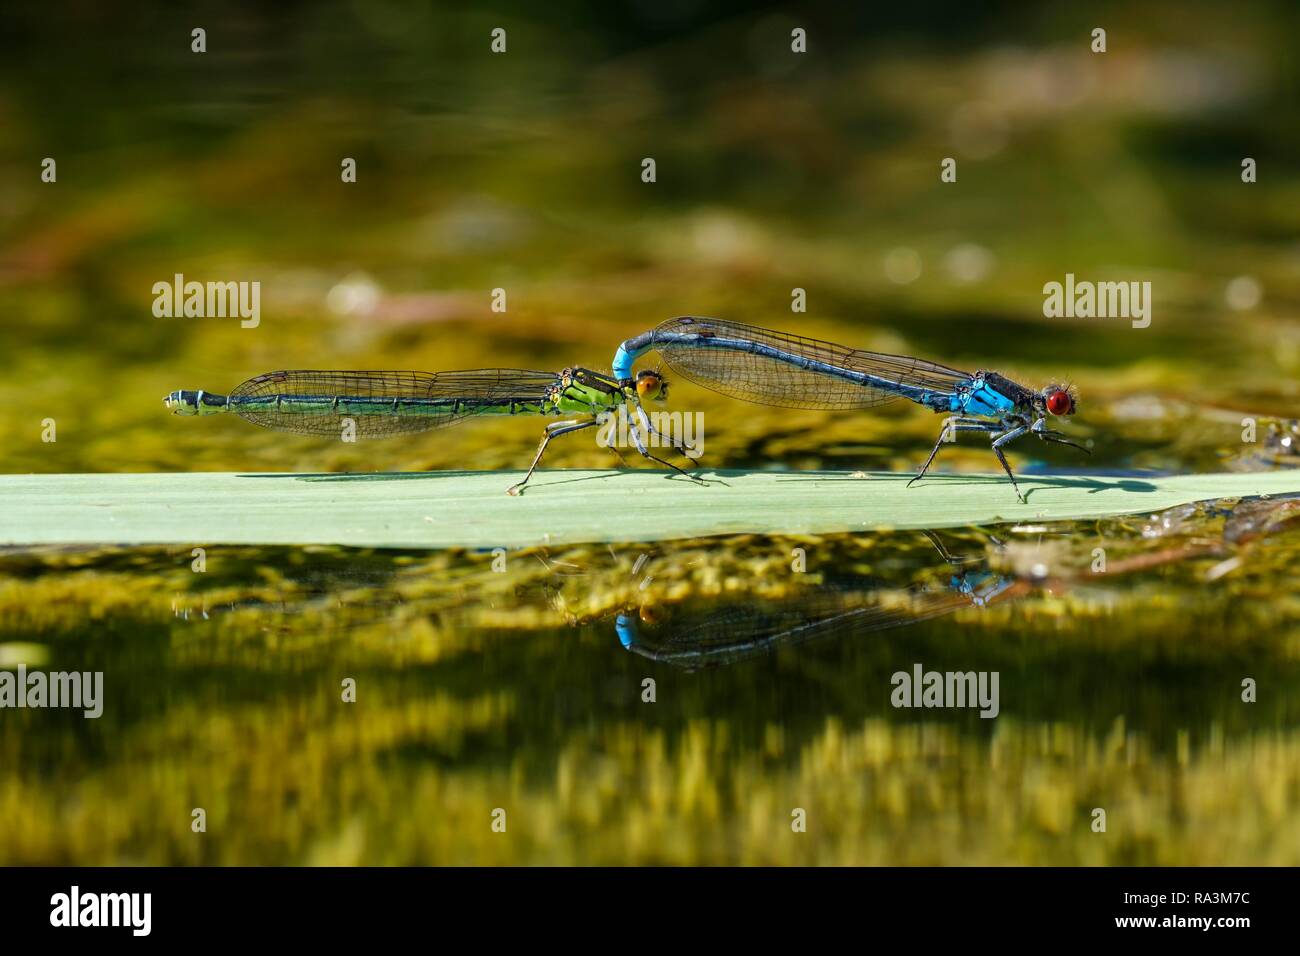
(646, 315, 971, 410)
(229, 368, 561, 437)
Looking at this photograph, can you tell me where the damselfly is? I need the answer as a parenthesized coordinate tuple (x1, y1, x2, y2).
(164, 367, 698, 494)
(616, 533, 1024, 668)
(612, 316, 1085, 500)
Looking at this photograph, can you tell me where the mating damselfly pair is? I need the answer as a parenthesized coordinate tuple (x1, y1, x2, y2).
(165, 316, 1084, 499)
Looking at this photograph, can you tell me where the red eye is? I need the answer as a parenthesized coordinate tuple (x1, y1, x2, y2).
(1046, 390, 1073, 416)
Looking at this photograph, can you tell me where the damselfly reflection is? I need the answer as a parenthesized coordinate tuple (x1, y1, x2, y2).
(165, 533, 1032, 668)
(616, 533, 1028, 669)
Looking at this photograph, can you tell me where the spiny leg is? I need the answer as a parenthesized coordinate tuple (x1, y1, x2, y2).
(630, 417, 708, 485)
(507, 419, 597, 496)
(908, 417, 1000, 488)
(990, 425, 1029, 502)
(920, 529, 958, 566)
(1031, 417, 1090, 455)
(1037, 431, 1091, 455)
(923, 527, 1004, 573)
(635, 405, 698, 464)
(582, 402, 629, 467)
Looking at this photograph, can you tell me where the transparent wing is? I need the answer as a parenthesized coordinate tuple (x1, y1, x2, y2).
(230, 369, 559, 438)
(624, 578, 1023, 668)
(651, 316, 972, 410)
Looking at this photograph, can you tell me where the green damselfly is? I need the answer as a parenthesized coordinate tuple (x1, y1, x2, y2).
(164, 367, 698, 494)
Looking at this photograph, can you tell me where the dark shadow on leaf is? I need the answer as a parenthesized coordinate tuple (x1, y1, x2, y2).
(236, 469, 727, 489)
(765, 470, 1158, 498)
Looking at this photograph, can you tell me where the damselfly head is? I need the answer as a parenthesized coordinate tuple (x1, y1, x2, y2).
(1042, 384, 1077, 416)
(635, 369, 669, 403)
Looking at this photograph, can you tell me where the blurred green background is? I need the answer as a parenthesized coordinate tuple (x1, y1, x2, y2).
(2, 0, 1299, 475)
(1, 0, 1299, 865)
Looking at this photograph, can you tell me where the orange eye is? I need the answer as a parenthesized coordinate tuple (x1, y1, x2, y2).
(636, 373, 664, 400)
(1046, 390, 1073, 416)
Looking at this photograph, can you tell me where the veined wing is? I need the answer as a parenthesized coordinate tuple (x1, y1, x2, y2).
(649, 316, 972, 410)
(229, 369, 559, 437)
(622, 578, 1024, 669)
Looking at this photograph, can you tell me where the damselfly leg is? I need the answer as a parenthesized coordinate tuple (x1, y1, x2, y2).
(634, 405, 698, 464)
(1032, 418, 1091, 455)
(507, 419, 598, 496)
(990, 425, 1029, 502)
(909, 417, 1033, 502)
(908, 417, 1003, 488)
(629, 416, 708, 485)
(508, 413, 706, 497)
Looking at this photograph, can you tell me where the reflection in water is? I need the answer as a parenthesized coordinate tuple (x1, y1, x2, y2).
(617, 537, 1027, 669)
(4, 506, 1300, 865)
(1230, 419, 1300, 472)
(165, 531, 1029, 670)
